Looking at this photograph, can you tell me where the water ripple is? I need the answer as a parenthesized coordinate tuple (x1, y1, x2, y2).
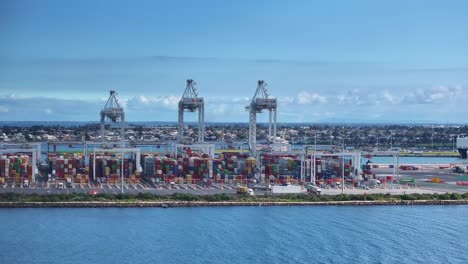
(0, 206, 467, 264)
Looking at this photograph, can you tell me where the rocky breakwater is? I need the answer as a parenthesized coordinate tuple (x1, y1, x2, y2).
(1, 200, 468, 208)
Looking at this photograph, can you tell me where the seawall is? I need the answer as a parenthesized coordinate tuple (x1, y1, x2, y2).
(1, 200, 468, 208)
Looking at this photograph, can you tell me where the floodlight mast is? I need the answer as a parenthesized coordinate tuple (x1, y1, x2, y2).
(100, 90, 125, 147)
(178, 79, 205, 143)
(246, 80, 277, 157)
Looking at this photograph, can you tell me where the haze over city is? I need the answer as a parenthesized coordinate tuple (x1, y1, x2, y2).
(1, 0, 467, 123)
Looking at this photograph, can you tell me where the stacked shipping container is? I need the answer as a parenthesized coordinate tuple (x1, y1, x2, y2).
(89, 154, 140, 184)
(141, 152, 257, 184)
(48, 153, 88, 183)
(0, 154, 33, 184)
(261, 154, 301, 184)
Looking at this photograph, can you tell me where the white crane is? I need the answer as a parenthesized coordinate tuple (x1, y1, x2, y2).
(246, 80, 277, 157)
(178, 79, 205, 143)
(100, 90, 125, 147)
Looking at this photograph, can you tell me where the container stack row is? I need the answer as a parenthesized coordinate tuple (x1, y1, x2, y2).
(89, 154, 140, 185)
(261, 154, 301, 183)
(141, 152, 258, 184)
(0, 154, 33, 184)
(48, 153, 88, 183)
(313, 157, 354, 180)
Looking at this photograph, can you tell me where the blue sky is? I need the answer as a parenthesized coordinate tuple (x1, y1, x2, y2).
(1, 0, 467, 123)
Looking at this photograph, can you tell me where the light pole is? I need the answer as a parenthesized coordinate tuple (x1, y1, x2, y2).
(390, 134, 393, 150)
(431, 125, 434, 151)
(313, 132, 317, 184)
(342, 137, 346, 194)
(121, 149, 124, 194)
(451, 134, 457, 152)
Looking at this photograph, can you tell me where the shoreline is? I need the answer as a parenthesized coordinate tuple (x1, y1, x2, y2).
(2, 200, 468, 208)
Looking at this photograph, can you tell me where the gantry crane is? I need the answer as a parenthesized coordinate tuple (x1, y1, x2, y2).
(246, 80, 277, 157)
(178, 79, 205, 143)
(100, 90, 125, 147)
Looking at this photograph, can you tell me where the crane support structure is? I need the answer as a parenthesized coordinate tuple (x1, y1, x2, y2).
(178, 79, 205, 143)
(100, 90, 125, 147)
(246, 80, 277, 157)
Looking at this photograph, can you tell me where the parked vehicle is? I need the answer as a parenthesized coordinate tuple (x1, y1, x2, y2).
(306, 184, 321, 194)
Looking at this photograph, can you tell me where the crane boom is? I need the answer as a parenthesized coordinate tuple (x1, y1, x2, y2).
(100, 90, 125, 147)
(178, 79, 205, 143)
(246, 80, 277, 157)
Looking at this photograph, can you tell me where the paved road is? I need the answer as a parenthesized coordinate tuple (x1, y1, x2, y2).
(3, 166, 467, 195)
(371, 167, 468, 193)
(0, 182, 239, 195)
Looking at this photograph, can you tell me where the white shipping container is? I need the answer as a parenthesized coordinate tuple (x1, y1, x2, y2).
(272, 185, 305, 194)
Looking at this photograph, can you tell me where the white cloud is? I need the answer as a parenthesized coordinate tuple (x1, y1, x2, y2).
(127, 95, 180, 110)
(162, 95, 180, 107)
(139, 95, 150, 104)
(0, 85, 466, 122)
(278, 96, 294, 104)
(382, 90, 395, 103)
(231, 97, 250, 103)
(296, 91, 327, 104)
(336, 89, 370, 105)
(118, 98, 129, 108)
(402, 85, 463, 104)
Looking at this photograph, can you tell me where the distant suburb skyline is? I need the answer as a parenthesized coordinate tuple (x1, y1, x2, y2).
(1, 0, 467, 123)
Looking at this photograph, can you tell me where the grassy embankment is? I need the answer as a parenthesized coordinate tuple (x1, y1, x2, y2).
(1, 192, 468, 203)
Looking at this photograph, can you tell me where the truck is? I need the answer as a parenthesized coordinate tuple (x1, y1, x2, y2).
(23, 179, 29, 188)
(251, 184, 271, 191)
(66, 178, 73, 188)
(58, 182, 64, 190)
(306, 184, 321, 194)
(271, 185, 306, 194)
(453, 166, 466, 174)
(236, 186, 254, 195)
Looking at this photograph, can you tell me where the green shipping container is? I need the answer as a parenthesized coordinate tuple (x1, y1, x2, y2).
(399, 177, 415, 184)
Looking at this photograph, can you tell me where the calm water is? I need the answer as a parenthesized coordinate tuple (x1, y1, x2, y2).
(1, 206, 467, 264)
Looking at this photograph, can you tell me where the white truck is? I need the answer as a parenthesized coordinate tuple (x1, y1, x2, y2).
(66, 178, 73, 188)
(306, 184, 321, 195)
(271, 185, 306, 194)
(23, 179, 29, 188)
(58, 182, 65, 190)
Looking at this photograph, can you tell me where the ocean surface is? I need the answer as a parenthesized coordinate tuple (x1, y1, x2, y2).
(1, 206, 467, 264)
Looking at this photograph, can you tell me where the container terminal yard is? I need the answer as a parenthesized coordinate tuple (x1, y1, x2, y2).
(1, 80, 468, 196)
